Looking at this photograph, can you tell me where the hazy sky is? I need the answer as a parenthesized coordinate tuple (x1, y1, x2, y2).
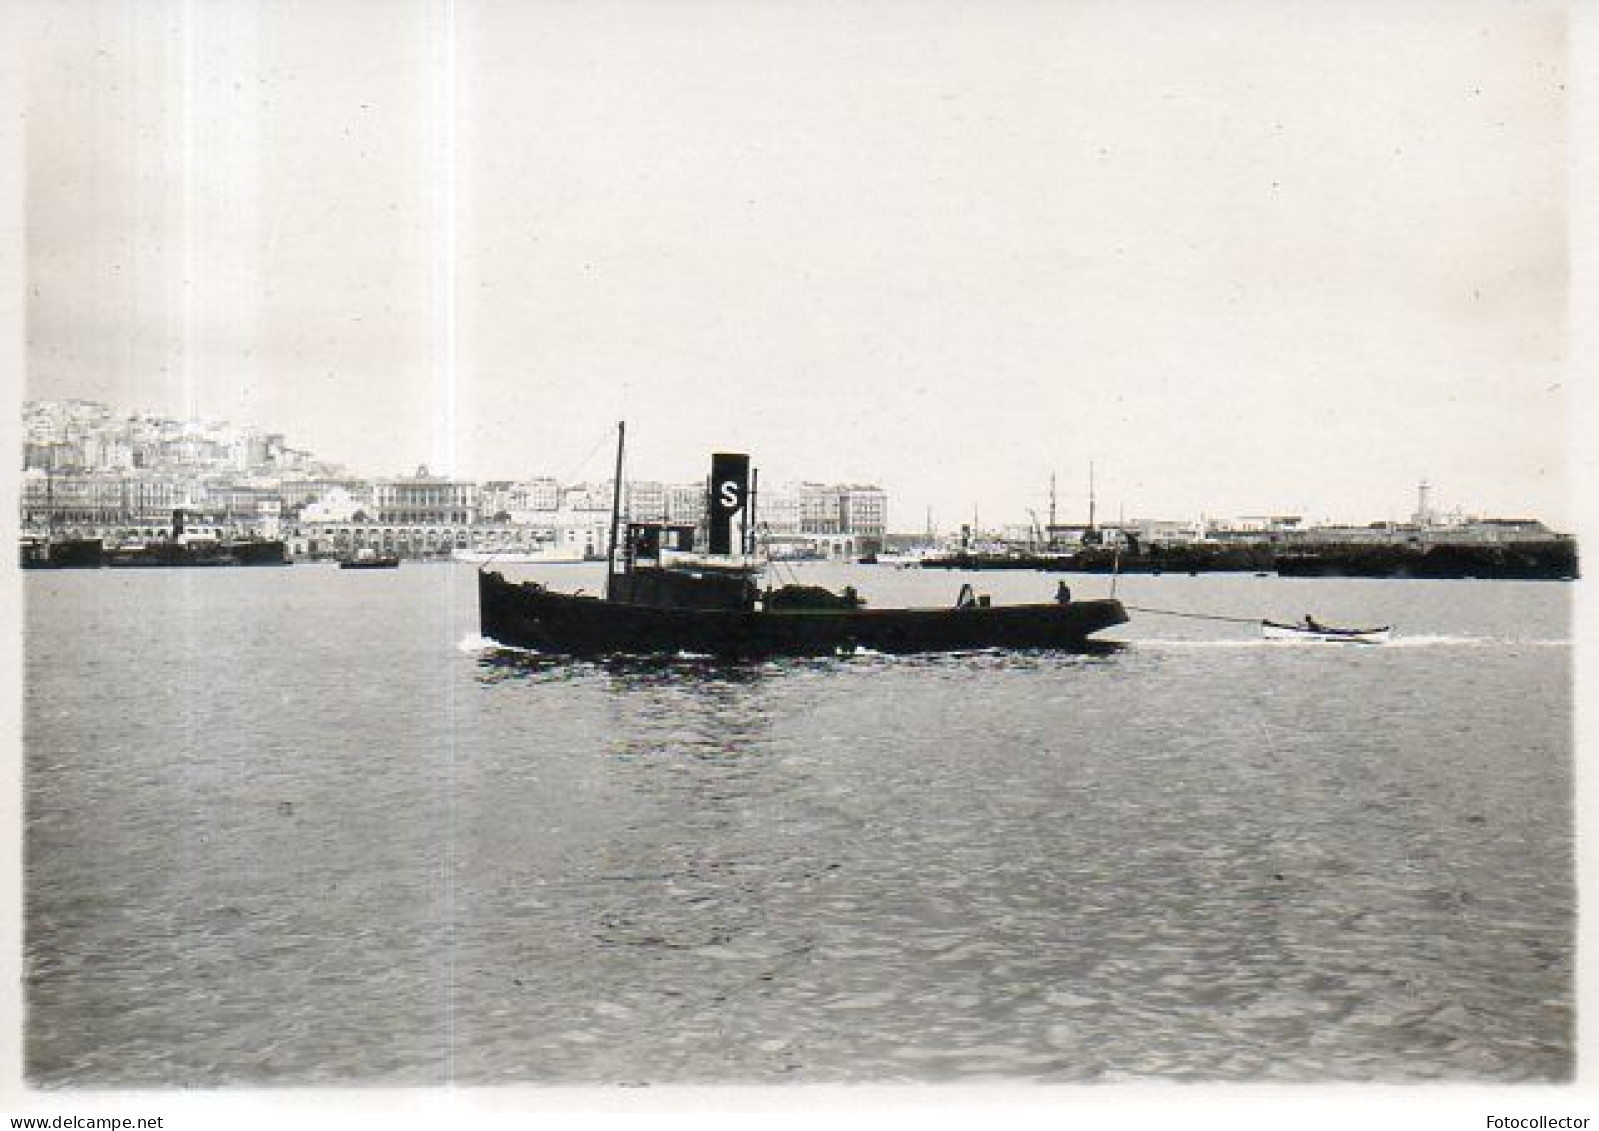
(20, 0, 1574, 530)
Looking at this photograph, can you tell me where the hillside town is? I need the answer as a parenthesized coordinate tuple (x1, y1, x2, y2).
(20, 399, 889, 561)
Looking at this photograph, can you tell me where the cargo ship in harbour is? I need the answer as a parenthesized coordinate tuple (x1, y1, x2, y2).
(103, 509, 289, 568)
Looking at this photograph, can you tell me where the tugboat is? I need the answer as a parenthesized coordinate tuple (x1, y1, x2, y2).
(477, 425, 1129, 658)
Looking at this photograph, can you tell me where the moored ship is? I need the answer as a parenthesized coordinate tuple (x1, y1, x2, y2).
(20, 537, 105, 569)
(103, 509, 290, 568)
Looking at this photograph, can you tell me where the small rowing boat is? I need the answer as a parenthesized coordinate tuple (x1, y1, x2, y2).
(1262, 619, 1392, 645)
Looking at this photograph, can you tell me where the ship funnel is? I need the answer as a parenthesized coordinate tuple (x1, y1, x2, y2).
(708, 453, 750, 555)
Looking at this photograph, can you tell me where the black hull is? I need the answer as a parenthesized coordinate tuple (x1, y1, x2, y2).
(231, 540, 292, 566)
(20, 538, 104, 569)
(921, 554, 1077, 572)
(105, 539, 290, 568)
(478, 570, 1128, 658)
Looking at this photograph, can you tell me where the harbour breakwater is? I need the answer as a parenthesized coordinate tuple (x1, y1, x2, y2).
(919, 539, 1578, 580)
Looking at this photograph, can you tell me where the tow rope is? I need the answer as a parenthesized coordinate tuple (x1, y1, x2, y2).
(1121, 604, 1264, 626)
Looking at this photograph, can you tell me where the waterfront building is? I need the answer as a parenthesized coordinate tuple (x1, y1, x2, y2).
(119, 476, 188, 529)
(300, 486, 369, 524)
(1042, 523, 1134, 550)
(458, 523, 553, 555)
(197, 480, 273, 519)
(374, 466, 478, 526)
(767, 482, 889, 556)
(299, 520, 475, 559)
(20, 470, 205, 536)
(255, 499, 284, 539)
(492, 480, 564, 526)
(552, 513, 610, 559)
(478, 481, 517, 522)
(1204, 516, 1305, 544)
(560, 482, 610, 513)
(757, 488, 801, 536)
(512, 478, 561, 513)
(665, 483, 707, 528)
(840, 486, 887, 544)
(277, 477, 370, 512)
(799, 483, 841, 536)
(20, 470, 126, 530)
(25, 441, 86, 472)
(1120, 518, 1206, 546)
(626, 480, 668, 523)
(79, 435, 136, 471)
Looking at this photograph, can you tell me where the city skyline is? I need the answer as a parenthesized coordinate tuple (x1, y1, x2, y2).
(19, 395, 1566, 537)
(17, 2, 1576, 532)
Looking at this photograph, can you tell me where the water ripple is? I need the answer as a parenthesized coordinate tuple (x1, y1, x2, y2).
(23, 567, 1573, 1085)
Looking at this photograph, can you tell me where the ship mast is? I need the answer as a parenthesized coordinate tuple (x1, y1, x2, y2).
(1088, 461, 1096, 534)
(745, 467, 759, 556)
(604, 420, 626, 600)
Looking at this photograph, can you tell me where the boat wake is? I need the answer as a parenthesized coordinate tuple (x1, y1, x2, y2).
(1385, 634, 1570, 649)
(457, 633, 539, 656)
(1386, 634, 1484, 648)
(1138, 635, 1569, 650)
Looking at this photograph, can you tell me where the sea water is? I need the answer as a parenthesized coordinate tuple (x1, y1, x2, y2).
(21, 564, 1573, 1083)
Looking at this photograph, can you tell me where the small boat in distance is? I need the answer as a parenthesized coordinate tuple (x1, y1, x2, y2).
(340, 548, 400, 570)
(477, 425, 1130, 659)
(1262, 618, 1392, 645)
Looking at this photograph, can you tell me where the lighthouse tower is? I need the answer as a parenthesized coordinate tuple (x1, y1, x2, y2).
(1413, 480, 1434, 527)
